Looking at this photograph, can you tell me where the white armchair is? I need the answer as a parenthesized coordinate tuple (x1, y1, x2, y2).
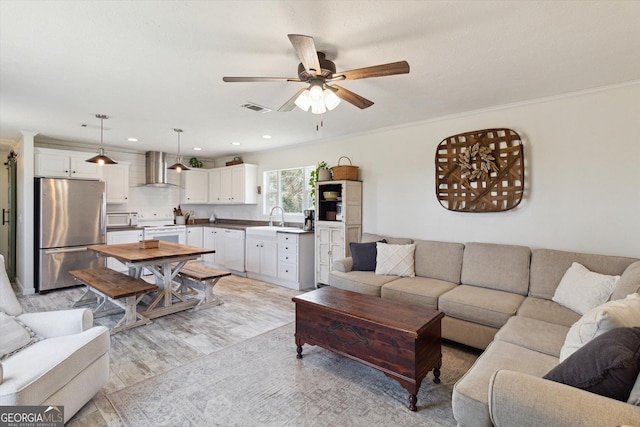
(0, 255, 110, 423)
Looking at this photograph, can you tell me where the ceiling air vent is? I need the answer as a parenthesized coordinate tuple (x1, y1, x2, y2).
(241, 102, 272, 113)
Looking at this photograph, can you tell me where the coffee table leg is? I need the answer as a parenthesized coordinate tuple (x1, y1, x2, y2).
(433, 359, 442, 384)
(296, 344, 303, 359)
(409, 394, 417, 411)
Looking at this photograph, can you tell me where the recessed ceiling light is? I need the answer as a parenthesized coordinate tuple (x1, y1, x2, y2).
(262, 135, 272, 139)
(231, 142, 241, 146)
(193, 147, 202, 151)
(127, 137, 138, 142)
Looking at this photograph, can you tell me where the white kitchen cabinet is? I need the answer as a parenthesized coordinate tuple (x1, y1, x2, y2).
(209, 164, 258, 204)
(35, 148, 104, 180)
(203, 227, 219, 265)
(208, 168, 222, 203)
(106, 229, 143, 272)
(276, 232, 315, 290)
(104, 162, 130, 204)
(181, 169, 209, 204)
(186, 226, 204, 247)
(246, 235, 278, 277)
(315, 180, 362, 285)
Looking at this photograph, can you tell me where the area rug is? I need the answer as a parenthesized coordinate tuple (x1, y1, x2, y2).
(107, 322, 478, 426)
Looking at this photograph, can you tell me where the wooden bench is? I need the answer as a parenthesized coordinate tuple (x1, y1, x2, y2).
(173, 262, 231, 311)
(70, 267, 159, 334)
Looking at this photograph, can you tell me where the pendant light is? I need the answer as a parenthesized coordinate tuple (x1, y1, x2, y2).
(86, 114, 117, 165)
(167, 128, 190, 172)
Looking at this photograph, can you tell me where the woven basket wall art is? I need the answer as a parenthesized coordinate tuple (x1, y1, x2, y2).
(435, 128, 524, 212)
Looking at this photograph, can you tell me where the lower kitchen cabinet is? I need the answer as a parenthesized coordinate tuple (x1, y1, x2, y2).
(246, 235, 278, 277)
(187, 226, 204, 247)
(247, 231, 314, 290)
(315, 224, 361, 285)
(106, 229, 144, 272)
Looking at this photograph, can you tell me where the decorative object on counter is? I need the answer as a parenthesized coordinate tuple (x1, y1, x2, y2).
(435, 128, 524, 213)
(189, 157, 203, 168)
(209, 213, 216, 223)
(175, 216, 186, 225)
(86, 114, 117, 165)
(309, 161, 331, 202)
(167, 129, 190, 172)
(139, 239, 159, 249)
(226, 156, 243, 166)
(331, 156, 359, 180)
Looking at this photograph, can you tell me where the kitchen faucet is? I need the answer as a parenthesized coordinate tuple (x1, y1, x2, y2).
(268, 206, 285, 227)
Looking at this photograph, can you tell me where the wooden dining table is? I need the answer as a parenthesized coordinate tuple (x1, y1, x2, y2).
(87, 241, 214, 319)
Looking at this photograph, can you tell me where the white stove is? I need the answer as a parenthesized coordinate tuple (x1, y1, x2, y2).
(138, 211, 186, 244)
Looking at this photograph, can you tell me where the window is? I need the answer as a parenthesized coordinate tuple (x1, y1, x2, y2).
(263, 166, 314, 215)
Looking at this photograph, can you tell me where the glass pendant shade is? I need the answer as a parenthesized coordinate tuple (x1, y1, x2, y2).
(294, 89, 311, 111)
(86, 114, 117, 165)
(294, 84, 341, 114)
(167, 128, 190, 172)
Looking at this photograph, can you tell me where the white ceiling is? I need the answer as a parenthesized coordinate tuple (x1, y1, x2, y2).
(1, 0, 639, 158)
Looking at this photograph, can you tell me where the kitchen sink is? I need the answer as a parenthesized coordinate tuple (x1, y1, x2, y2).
(245, 226, 302, 237)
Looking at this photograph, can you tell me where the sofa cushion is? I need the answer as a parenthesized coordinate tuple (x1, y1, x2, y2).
(552, 262, 620, 315)
(453, 340, 559, 427)
(360, 232, 412, 245)
(516, 297, 581, 327)
(375, 243, 415, 277)
(413, 239, 464, 284)
(529, 248, 637, 300)
(381, 276, 457, 310)
(328, 270, 399, 297)
(461, 242, 531, 295)
(612, 260, 640, 301)
(0, 255, 22, 316)
(495, 316, 569, 358)
(0, 326, 109, 406)
(0, 312, 43, 361)
(439, 285, 525, 329)
(350, 240, 385, 271)
(560, 292, 640, 361)
(544, 327, 640, 402)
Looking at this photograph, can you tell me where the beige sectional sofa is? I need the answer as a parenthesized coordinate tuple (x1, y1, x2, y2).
(329, 233, 640, 427)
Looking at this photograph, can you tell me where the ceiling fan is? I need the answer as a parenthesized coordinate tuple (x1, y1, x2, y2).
(223, 34, 410, 114)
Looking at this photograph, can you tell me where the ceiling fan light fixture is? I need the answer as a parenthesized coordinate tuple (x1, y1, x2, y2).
(167, 128, 190, 173)
(294, 89, 311, 111)
(311, 100, 327, 115)
(324, 88, 341, 111)
(86, 114, 117, 165)
(309, 84, 323, 101)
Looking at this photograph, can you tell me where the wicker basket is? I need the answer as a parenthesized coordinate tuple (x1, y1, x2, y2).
(331, 156, 359, 180)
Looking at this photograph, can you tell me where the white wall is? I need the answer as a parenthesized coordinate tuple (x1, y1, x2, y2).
(238, 83, 640, 258)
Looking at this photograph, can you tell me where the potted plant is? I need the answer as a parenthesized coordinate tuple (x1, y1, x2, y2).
(189, 157, 203, 168)
(309, 161, 331, 202)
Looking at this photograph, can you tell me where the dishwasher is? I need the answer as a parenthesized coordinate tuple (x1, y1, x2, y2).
(223, 229, 245, 272)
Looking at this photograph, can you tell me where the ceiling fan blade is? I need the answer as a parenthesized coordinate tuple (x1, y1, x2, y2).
(223, 77, 301, 83)
(329, 85, 374, 109)
(288, 34, 321, 75)
(335, 60, 410, 81)
(278, 88, 307, 112)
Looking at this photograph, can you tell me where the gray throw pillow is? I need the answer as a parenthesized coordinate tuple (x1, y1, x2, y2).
(543, 326, 640, 402)
(350, 240, 386, 271)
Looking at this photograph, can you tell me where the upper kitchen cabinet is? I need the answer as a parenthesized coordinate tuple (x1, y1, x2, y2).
(209, 164, 258, 204)
(103, 162, 130, 204)
(35, 148, 104, 180)
(180, 169, 209, 204)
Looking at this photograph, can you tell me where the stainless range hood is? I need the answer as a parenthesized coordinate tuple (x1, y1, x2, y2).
(144, 151, 176, 187)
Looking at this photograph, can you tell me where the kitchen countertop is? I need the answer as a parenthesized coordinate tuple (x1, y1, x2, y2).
(106, 226, 145, 232)
(185, 221, 314, 234)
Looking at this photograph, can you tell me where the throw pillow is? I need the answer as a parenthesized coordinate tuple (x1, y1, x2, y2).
(544, 326, 640, 402)
(560, 293, 640, 361)
(0, 312, 43, 361)
(611, 260, 640, 301)
(375, 243, 415, 277)
(552, 262, 620, 315)
(350, 239, 386, 271)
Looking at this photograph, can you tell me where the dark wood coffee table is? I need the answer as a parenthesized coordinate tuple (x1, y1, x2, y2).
(293, 286, 444, 411)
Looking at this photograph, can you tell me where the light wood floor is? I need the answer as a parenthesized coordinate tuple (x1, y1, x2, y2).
(17, 274, 304, 426)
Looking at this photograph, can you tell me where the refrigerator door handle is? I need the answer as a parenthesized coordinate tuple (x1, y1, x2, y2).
(100, 191, 106, 238)
(44, 247, 91, 254)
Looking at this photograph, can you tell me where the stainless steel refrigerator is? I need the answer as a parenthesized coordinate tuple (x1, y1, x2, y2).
(35, 178, 106, 292)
